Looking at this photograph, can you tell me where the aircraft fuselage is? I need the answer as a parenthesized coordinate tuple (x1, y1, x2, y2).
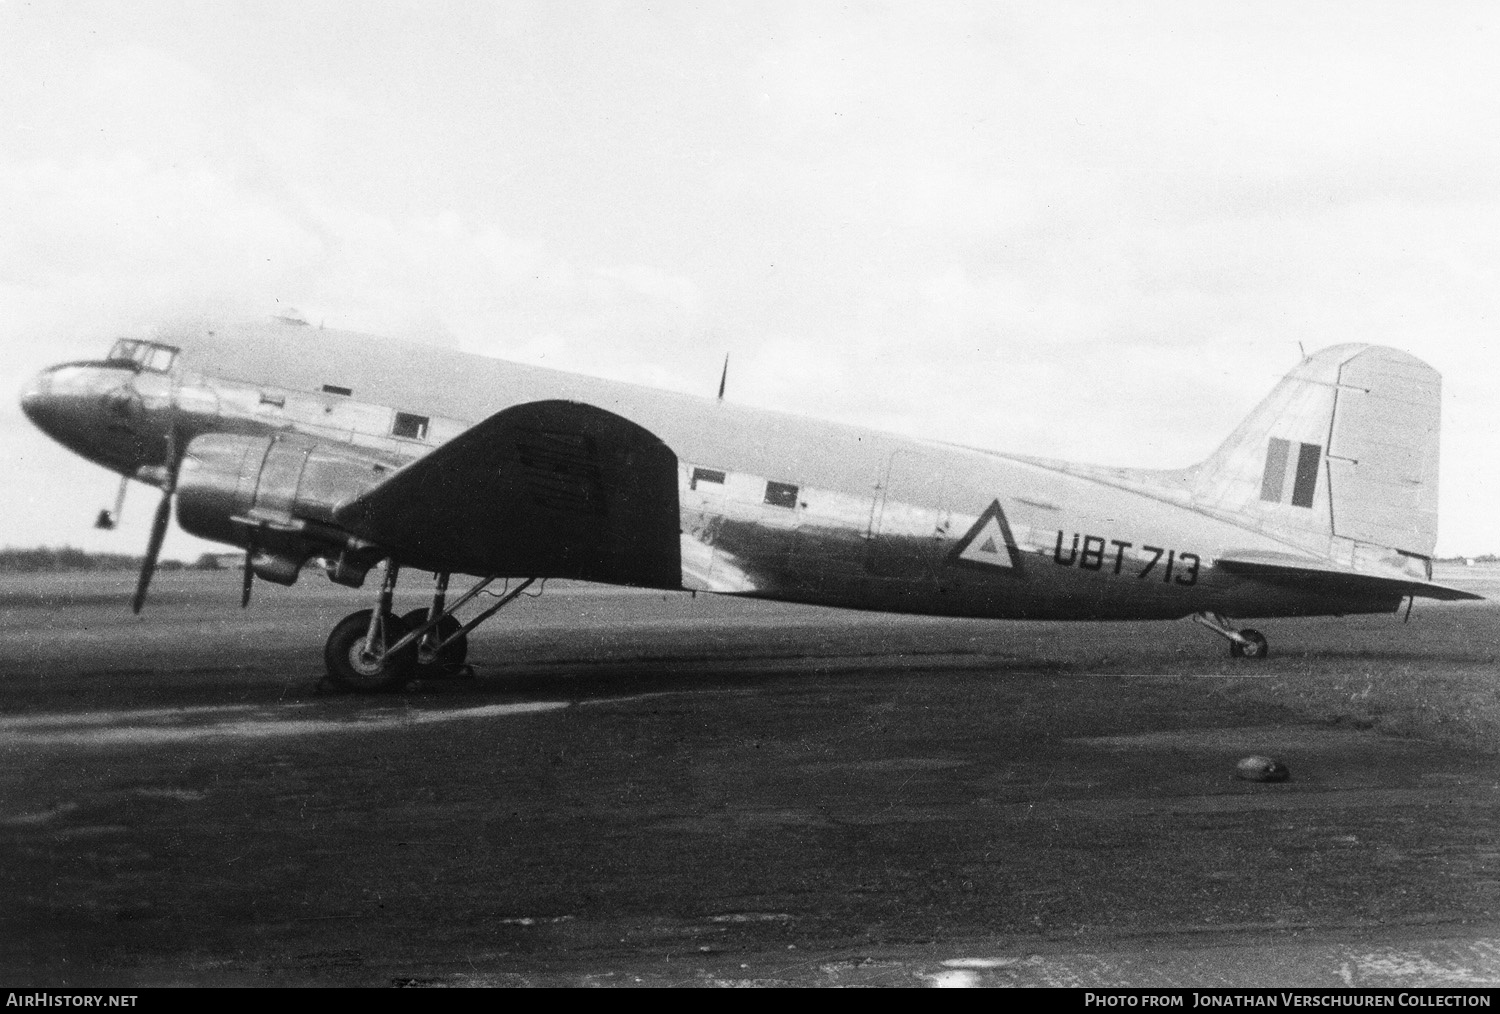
(21, 321, 1404, 623)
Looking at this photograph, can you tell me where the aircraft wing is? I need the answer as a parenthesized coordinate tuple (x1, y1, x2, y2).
(334, 400, 682, 588)
(1215, 551, 1484, 601)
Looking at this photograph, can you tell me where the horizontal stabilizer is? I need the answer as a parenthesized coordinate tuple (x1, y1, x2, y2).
(1216, 551, 1483, 602)
(335, 400, 682, 588)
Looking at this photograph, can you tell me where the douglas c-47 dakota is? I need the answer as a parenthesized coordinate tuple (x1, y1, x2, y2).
(20, 318, 1481, 690)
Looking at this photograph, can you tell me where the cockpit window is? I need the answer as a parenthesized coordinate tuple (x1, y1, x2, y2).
(144, 345, 177, 371)
(106, 339, 179, 372)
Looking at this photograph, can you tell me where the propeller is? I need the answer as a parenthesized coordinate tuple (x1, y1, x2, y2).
(241, 538, 255, 609)
(130, 427, 179, 614)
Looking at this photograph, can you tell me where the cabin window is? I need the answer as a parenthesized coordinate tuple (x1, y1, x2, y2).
(322, 384, 353, 396)
(690, 467, 726, 490)
(764, 481, 799, 509)
(258, 390, 286, 408)
(392, 411, 430, 440)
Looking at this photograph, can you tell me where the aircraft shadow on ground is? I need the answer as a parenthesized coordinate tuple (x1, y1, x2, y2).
(1284, 648, 1497, 665)
(398, 651, 1080, 704)
(348, 639, 1496, 706)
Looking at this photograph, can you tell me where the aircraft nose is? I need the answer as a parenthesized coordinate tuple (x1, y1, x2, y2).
(19, 362, 136, 463)
(19, 368, 55, 426)
(20, 361, 168, 474)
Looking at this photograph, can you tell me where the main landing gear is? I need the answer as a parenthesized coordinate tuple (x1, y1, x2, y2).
(1191, 612, 1269, 659)
(323, 560, 537, 692)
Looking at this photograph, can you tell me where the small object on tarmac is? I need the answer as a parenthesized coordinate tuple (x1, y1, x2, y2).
(1236, 755, 1289, 782)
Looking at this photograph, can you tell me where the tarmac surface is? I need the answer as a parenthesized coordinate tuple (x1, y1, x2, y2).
(1, 567, 1498, 987)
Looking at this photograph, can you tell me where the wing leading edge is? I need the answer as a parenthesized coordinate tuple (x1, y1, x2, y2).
(1216, 551, 1483, 602)
(334, 400, 682, 589)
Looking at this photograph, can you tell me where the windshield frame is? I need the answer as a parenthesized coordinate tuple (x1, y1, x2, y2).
(106, 339, 180, 373)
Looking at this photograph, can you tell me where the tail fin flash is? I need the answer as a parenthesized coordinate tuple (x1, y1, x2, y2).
(1188, 344, 1442, 560)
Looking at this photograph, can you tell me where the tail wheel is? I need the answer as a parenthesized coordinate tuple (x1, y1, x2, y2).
(400, 608, 470, 675)
(1230, 629, 1269, 659)
(325, 609, 417, 691)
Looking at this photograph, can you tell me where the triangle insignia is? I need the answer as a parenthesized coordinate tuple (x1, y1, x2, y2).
(948, 499, 1025, 575)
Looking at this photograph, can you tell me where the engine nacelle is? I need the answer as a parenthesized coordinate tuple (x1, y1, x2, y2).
(176, 433, 396, 584)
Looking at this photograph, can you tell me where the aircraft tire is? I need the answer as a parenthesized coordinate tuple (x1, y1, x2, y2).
(1230, 629, 1269, 659)
(400, 608, 470, 675)
(324, 609, 417, 692)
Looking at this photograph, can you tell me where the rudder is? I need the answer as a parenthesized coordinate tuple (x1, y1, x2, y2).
(1324, 348, 1441, 557)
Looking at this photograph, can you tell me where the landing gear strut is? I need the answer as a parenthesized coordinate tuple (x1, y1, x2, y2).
(323, 562, 537, 692)
(324, 560, 417, 691)
(1191, 612, 1269, 659)
(401, 572, 470, 677)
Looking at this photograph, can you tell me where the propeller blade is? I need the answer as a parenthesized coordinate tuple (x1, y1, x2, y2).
(131, 427, 179, 615)
(241, 543, 254, 608)
(131, 488, 172, 614)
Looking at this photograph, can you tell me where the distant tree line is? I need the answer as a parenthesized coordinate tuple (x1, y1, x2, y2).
(0, 547, 225, 573)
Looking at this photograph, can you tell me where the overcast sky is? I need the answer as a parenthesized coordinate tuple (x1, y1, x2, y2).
(2, 1, 1496, 560)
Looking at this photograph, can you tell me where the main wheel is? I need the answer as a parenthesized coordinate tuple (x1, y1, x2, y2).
(1230, 629, 1269, 659)
(325, 609, 417, 691)
(400, 608, 469, 675)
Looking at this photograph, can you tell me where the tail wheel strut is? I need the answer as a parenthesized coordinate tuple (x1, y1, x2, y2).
(1191, 612, 1270, 660)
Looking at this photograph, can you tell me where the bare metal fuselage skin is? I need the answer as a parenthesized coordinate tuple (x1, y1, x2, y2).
(20, 321, 1405, 621)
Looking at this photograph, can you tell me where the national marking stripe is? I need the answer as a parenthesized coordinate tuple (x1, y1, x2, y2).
(1260, 438, 1321, 509)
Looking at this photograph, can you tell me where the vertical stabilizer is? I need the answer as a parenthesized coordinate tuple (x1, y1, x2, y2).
(1186, 344, 1442, 563)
